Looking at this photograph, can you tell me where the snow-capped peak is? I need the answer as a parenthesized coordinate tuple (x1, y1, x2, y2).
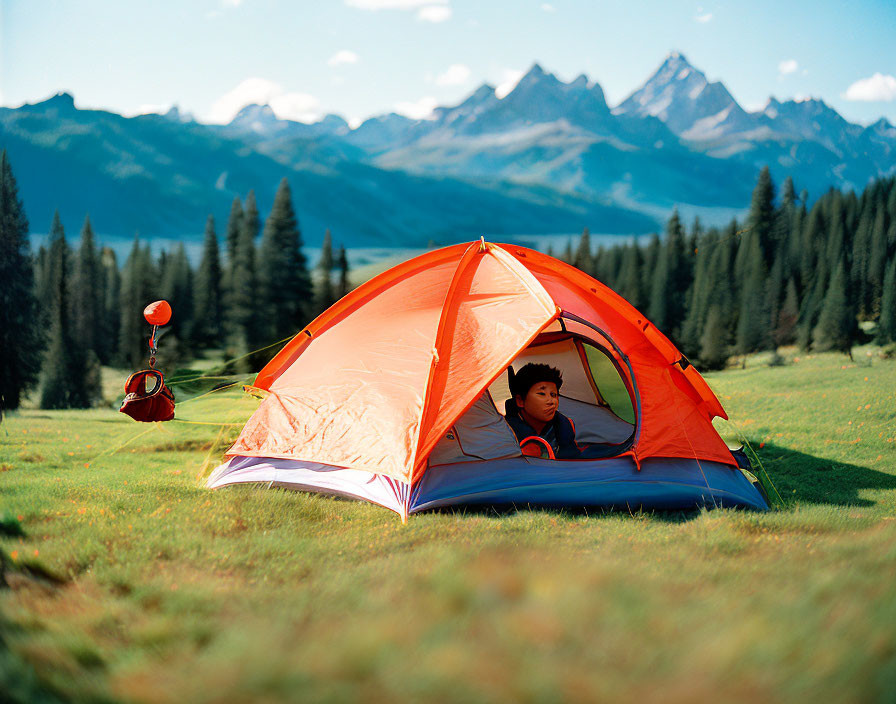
(614, 51, 750, 138)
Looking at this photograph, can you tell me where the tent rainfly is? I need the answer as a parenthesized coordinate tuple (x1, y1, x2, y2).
(208, 241, 769, 519)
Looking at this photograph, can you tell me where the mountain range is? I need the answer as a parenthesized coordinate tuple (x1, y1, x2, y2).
(2, 51, 893, 250)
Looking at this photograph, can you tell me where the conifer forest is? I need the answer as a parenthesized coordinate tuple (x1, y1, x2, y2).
(1, 148, 895, 412)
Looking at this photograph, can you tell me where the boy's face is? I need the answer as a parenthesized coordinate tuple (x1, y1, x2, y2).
(516, 381, 559, 424)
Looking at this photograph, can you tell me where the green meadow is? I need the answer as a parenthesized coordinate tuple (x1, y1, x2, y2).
(2, 347, 895, 703)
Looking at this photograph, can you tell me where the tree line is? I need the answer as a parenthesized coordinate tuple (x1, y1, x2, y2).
(3, 147, 895, 413)
(557, 168, 896, 369)
(0, 151, 350, 413)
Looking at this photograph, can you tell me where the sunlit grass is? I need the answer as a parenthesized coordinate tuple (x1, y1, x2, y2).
(1, 347, 895, 703)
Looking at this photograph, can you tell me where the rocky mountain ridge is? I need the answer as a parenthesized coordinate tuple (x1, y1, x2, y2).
(2, 52, 893, 247)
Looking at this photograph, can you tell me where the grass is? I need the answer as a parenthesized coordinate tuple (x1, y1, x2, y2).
(1, 346, 895, 703)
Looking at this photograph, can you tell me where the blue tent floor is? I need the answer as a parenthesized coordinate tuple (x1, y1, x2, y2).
(208, 454, 769, 516)
(411, 456, 769, 513)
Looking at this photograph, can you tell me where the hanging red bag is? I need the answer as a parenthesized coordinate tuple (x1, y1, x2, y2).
(119, 300, 176, 422)
(120, 369, 175, 422)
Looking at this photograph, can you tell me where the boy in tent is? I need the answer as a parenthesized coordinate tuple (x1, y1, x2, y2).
(505, 363, 583, 459)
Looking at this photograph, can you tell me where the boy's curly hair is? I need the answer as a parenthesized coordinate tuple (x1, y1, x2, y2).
(509, 363, 563, 399)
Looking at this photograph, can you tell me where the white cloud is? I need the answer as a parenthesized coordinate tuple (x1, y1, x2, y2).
(207, 78, 322, 123)
(345, 0, 446, 9)
(344, 0, 452, 21)
(417, 5, 451, 21)
(541, 3, 556, 11)
(778, 59, 798, 76)
(495, 69, 524, 99)
(394, 95, 438, 119)
(435, 63, 470, 86)
(207, 1, 242, 19)
(328, 50, 358, 67)
(695, 12, 712, 23)
(844, 73, 896, 102)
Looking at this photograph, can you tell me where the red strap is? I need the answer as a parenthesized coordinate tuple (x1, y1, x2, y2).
(124, 370, 164, 396)
(519, 435, 556, 460)
(566, 416, 584, 451)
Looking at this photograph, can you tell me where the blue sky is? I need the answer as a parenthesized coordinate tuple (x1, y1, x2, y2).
(2, 0, 895, 126)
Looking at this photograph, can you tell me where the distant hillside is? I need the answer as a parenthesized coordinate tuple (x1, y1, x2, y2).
(2, 51, 893, 248)
(1, 93, 658, 248)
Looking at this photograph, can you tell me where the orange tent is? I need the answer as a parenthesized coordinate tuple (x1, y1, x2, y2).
(209, 241, 768, 518)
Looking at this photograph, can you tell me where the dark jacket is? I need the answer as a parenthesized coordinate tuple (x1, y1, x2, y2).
(504, 400, 581, 459)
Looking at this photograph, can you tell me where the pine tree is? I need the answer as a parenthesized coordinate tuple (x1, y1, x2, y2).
(337, 245, 351, 299)
(851, 207, 873, 318)
(228, 208, 258, 350)
(39, 217, 91, 408)
(42, 212, 67, 320)
(826, 193, 847, 269)
(797, 259, 828, 351)
(239, 189, 261, 342)
(748, 166, 776, 267)
(33, 244, 50, 325)
(780, 176, 796, 210)
(812, 259, 856, 357)
(222, 196, 244, 321)
(735, 234, 771, 360)
(192, 215, 223, 347)
(876, 256, 896, 344)
(707, 225, 737, 338)
(98, 247, 120, 365)
(698, 305, 730, 371)
(36, 238, 57, 331)
(844, 190, 860, 234)
(615, 243, 643, 309)
(772, 176, 796, 270)
(562, 238, 573, 265)
(599, 245, 621, 288)
(688, 217, 703, 256)
(773, 278, 799, 348)
(118, 237, 156, 367)
(573, 227, 592, 275)
(224, 196, 244, 268)
(0, 150, 42, 413)
(868, 208, 888, 317)
(765, 253, 786, 345)
(648, 210, 689, 339)
(788, 199, 807, 293)
(799, 203, 826, 297)
(72, 215, 101, 357)
(244, 190, 261, 243)
(640, 234, 661, 310)
(690, 224, 735, 368)
(680, 229, 717, 358)
(316, 229, 335, 315)
(159, 243, 193, 349)
(888, 183, 896, 223)
(257, 178, 312, 343)
(592, 245, 606, 282)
